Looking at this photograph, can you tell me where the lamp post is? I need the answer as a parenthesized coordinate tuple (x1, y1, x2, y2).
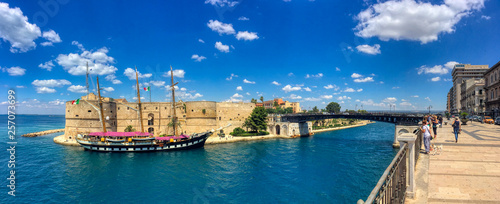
(427, 105, 432, 114)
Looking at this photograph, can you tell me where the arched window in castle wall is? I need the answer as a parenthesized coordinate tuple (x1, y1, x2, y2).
(148, 113, 154, 126)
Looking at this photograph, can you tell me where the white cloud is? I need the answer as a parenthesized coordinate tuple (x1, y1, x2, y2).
(305, 73, 323, 78)
(289, 94, 302, 100)
(48, 99, 65, 106)
(163, 69, 185, 78)
(145, 81, 166, 87)
(191, 54, 207, 62)
(355, 0, 485, 44)
(337, 96, 351, 100)
(39, 61, 55, 71)
(2, 66, 26, 76)
(481, 15, 491, 20)
(344, 88, 356, 92)
(232, 93, 243, 98)
(336, 67, 341, 71)
(243, 79, 255, 84)
(425, 97, 431, 101)
(204, 0, 239, 7)
(431, 77, 441, 82)
(226, 93, 243, 102)
(321, 95, 333, 99)
(324, 84, 340, 91)
(288, 73, 294, 77)
(411, 95, 419, 98)
(354, 77, 374, 83)
(36, 87, 56, 94)
(238, 16, 249, 21)
(102, 87, 114, 92)
(444, 61, 460, 69)
(400, 102, 412, 106)
(236, 86, 243, 91)
(272, 81, 281, 86)
(67, 85, 87, 93)
(356, 44, 381, 55)
(236, 31, 259, 41)
(417, 65, 448, 75)
(105, 75, 122, 84)
(32, 79, 71, 87)
(357, 88, 363, 92)
(360, 99, 386, 107)
(133, 97, 146, 100)
(304, 97, 321, 101)
(71, 41, 84, 50)
(282, 85, 301, 92)
(355, 99, 360, 102)
(41, 30, 62, 46)
(207, 20, 235, 35)
(178, 92, 203, 100)
(226, 73, 238, 80)
(56, 45, 117, 76)
(0, 2, 42, 52)
(16, 85, 26, 88)
(124, 68, 152, 80)
(180, 87, 187, 91)
(304, 87, 312, 92)
(198, 39, 205, 43)
(392, 86, 400, 89)
(351, 73, 362, 78)
(382, 97, 397, 103)
(215, 41, 230, 53)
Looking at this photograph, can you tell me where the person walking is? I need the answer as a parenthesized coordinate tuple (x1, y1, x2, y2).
(420, 120, 433, 154)
(452, 117, 461, 143)
(432, 115, 439, 138)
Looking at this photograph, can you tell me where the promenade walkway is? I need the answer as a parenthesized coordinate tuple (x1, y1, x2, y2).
(407, 119, 500, 203)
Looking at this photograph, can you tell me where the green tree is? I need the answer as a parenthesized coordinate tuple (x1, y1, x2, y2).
(273, 101, 279, 108)
(244, 107, 268, 132)
(284, 107, 294, 114)
(266, 108, 277, 114)
(312, 106, 319, 113)
(260, 96, 264, 103)
(460, 112, 469, 119)
(124, 125, 136, 132)
(251, 98, 257, 104)
(358, 109, 368, 114)
(445, 112, 451, 119)
(325, 102, 341, 113)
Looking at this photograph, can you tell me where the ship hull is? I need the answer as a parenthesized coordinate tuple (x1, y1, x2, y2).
(76, 132, 210, 152)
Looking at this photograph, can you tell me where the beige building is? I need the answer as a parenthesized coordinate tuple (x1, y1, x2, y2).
(257, 98, 301, 113)
(451, 64, 489, 114)
(447, 88, 452, 113)
(64, 93, 254, 141)
(460, 78, 485, 114)
(484, 60, 500, 117)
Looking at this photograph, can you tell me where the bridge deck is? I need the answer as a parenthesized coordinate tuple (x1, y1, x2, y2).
(406, 120, 500, 203)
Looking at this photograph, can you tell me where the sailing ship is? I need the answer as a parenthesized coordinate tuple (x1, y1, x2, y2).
(76, 66, 222, 152)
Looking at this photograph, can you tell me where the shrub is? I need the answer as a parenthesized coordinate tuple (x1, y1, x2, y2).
(259, 130, 269, 135)
(230, 127, 246, 136)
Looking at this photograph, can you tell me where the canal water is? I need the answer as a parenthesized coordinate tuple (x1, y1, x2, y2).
(1, 115, 397, 203)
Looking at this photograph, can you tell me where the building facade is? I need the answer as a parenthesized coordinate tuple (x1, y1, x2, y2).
(257, 98, 301, 113)
(447, 87, 452, 113)
(484, 60, 500, 118)
(451, 64, 489, 114)
(460, 78, 485, 114)
(64, 93, 255, 141)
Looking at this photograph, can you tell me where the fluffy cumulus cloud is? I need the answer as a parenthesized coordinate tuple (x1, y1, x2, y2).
(102, 87, 114, 92)
(431, 77, 441, 82)
(226, 73, 238, 80)
(337, 96, 351, 100)
(105, 75, 122, 84)
(124, 68, 152, 80)
(355, 0, 485, 44)
(360, 99, 386, 107)
(336, 67, 341, 71)
(204, 0, 239, 7)
(354, 77, 374, 83)
(305, 97, 321, 101)
(418, 61, 459, 75)
(324, 84, 340, 91)
(56, 43, 117, 76)
(215, 41, 230, 53)
(425, 97, 431, 101)
(36, 87, 56, 94)
(207, 20, 235, 35)
(0, 2, 41, 52)
(163, 69, 185, 78)
(289, 94, 302, 100)
(344, 88, 356, 92)
(39, 61, 55, 71)
(67, 85, 87, 93)
(382, 97, 397, 103)
(304, 87, 312, 92)
(40, 30, 62, 46)
(400, 102, 412, 106)
(243, 79, 255, 84)
(2, 66, 26, 76)
(321, 95, 333, 99)
(48, 99, 65, 106)
(356, 44, 381, 55)
(272, 81, 281, 86)
(238, 16, 249, 21)
(282, 85, 301, 92)
(351, 73, 362, 78)
(227, 93, 243, 102)
(236, 86, 243, 91)
(32, 79, 71, 87)
(236, 31, 259, 41)
(306, 73, 323, 78)
(191, 54, 207, 62)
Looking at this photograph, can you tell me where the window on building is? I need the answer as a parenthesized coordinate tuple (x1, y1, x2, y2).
(118, 107, 120, 110)
(127, 107, 129, 110)
(88, 110, 91, 112)
(76, 115, 79, 117)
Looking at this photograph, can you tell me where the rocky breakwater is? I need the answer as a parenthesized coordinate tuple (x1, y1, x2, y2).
(21, 129, 65, 137)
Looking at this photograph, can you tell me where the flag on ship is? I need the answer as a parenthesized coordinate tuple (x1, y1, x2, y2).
(72, 99, 80, 105)
(144, 86, 150, 91)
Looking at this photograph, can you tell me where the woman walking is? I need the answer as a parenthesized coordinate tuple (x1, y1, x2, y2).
(452, 117, 461, 143)
(432, 115, 439, 138)
(420, 120, 433, 154)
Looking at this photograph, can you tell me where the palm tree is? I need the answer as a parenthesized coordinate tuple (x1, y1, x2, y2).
(260, 96, 264, 103)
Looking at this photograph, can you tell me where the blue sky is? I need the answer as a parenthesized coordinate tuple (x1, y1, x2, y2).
(1, 0, 499, 114)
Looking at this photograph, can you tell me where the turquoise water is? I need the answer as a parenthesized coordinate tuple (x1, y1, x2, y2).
(1, 115, 397, 203)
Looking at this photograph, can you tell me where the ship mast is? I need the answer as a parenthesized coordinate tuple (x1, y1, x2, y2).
(135, 66, 144, 133)
(97, 76, 107, 133)
(170, 65, 179, 136)
(86, 62, 89, 95)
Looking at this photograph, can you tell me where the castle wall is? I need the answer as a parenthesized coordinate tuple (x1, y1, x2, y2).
(216, 102, 255, 134)
(64, 100, 117, 140)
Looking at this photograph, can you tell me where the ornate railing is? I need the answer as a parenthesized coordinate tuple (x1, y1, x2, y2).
(360, 143, 408, 204)
(414, 130, 422, 162)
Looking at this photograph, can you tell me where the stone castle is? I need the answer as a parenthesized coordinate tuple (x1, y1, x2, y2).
(64, 93, 254, 140)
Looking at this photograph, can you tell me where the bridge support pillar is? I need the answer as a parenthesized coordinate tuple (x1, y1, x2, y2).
(398, 133, 417, 199)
